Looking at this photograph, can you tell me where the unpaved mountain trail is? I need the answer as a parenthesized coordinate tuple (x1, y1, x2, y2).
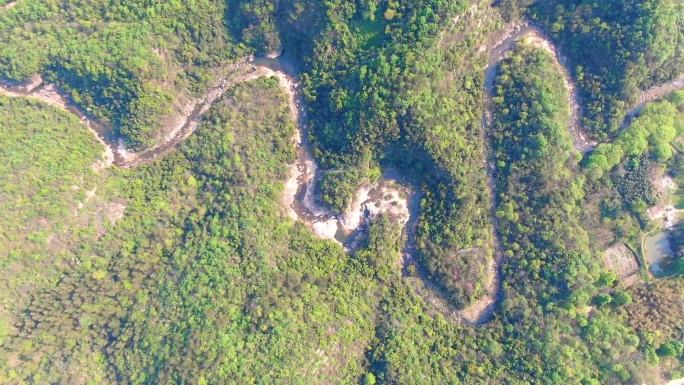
(469, 21, 684, 325)
(638, 73, 684, 109)
(462, 20, 596, 324)
(457, 23, 561, 325)
(485, 22, 595, 153)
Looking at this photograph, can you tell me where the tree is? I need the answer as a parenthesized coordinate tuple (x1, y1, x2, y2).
(363, 372, 377, 385)
(612, 290, 632, 306)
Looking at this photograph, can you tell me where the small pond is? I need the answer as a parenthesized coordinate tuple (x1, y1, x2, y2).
(643, 232, 674, 276)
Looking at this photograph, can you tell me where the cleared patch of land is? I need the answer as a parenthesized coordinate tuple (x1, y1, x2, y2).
(603, 243, 640, 286)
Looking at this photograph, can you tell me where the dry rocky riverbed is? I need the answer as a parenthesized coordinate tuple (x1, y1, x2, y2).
(2, 30, 684, 326)
(265, 56, 416, 246)
(469, 20, 596, 325)
(0, 54, 417, 252)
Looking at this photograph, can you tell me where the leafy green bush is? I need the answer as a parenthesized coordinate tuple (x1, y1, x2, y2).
(585, 98, 682, 177)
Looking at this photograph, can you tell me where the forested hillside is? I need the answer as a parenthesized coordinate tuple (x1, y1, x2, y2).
(528, 0, 684, 137)
(489, 42, 659, 384)
(0, 0, 243, 148)
(0, 96, 107, 353)
(0, 78, 385, 384)
(1, 0, 683, 384)
(228, 0, 496, 307)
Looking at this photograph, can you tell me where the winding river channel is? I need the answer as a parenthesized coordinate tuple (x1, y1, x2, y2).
(463, 21, 598, 324)
(0, 53, 417, 250)
(1, 20, 683, 325)
(474, 22, 684, 324)
(252, 54, 417, 248)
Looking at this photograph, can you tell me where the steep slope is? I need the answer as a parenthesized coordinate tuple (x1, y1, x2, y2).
(0, 0, 243, 149)
(528, 0, 684, 137)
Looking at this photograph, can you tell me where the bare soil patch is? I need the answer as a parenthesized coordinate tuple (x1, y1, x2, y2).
(1, 1, 16, 11)
(603, 243, 640, 286)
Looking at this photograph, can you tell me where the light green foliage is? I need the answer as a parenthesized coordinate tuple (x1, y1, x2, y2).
(585, 143, 626, 176)
(0, 97, 102, 260)
(1, 1, 682, 384)
(0, 96, 103, 299)
(586, 98, 682, 177)
(0, 79, 381, 384)
(490, 42, 653, 384)
(529, 0, 684, 136)
(0, 0, 243, 149)
(403, 3, 500, 308)
(234, 0, 493, 308)
(0, 95, 114, 381)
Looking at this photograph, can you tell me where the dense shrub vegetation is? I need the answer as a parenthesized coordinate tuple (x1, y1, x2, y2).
(528, 0, 684, 137)
(585, 94, 684, 178)
(0, 79, 384, 384)
(489, 43, 659, 384)
(0, 0, 244, 148)
(491, 42, 590, 314)
(1, 1, 683, 384)
(0, 96, 106, 349)
(581, 91, 684, 250)
(625, 279, 684, 374)
(667, 212, 684, 276)
(228, 0, 497, 307)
